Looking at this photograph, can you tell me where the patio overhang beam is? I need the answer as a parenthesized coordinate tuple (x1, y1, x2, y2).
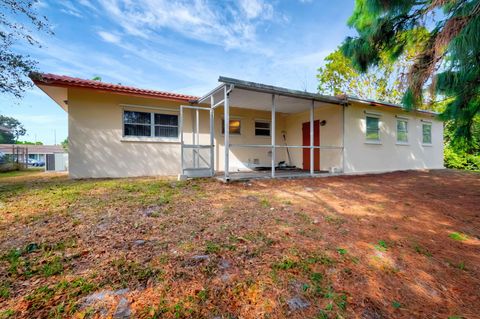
(229, 144, 343, 149)
(196, 84, 234, 106)
(218, 76, 343, 105)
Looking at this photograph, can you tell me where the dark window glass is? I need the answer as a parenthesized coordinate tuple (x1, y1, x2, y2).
(124, 124, 151, 137)
(154, 113, 178, 138)
(155, 114, 178, 126)
(422, 124, 432, 144)
(255, 121, 270, 136)
(366, 116, 380, 140)
(124, 111, 151, 124)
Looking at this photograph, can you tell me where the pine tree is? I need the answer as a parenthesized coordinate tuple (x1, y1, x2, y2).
(342, 0, 480, 142)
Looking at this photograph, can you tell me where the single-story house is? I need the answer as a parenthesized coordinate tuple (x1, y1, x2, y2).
(30, 73, 444, 181)
(0, 144, 68, 171)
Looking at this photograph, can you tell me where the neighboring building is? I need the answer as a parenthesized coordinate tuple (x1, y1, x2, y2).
(0, 144, 68, 171)
(31, 73, 444, 180)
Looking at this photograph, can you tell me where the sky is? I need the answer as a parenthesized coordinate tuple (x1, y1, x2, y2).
(0, 0, 356, 145)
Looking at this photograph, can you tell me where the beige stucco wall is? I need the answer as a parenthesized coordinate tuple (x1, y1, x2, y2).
(283, 103, 343, 171)
(343, 102, 444, 173)
(68, 88, 191, 178)
(213, 106, 287, 171)
(67, 88, 443, 178)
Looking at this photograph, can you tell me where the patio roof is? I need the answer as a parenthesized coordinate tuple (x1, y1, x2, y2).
(195, 76, 439, 116)
(196, 76, 345, 114)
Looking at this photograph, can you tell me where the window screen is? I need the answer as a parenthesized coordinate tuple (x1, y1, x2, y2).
(124, 111, 151, 137)
(124, 110, 178, 138)
(154, 114, 178, 138)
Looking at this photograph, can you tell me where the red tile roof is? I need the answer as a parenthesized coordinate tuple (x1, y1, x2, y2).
(30, 72, 198, 102)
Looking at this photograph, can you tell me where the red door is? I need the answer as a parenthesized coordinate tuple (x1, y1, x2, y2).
(302, 120, 320, 171)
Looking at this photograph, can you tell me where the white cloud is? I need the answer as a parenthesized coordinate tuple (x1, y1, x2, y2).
(98, 31, 121, 44)
(238, 0, 273, 20)
(59, 1, 83, 18)
(78, 0, 98, 11)
(96, 0, 278, 53)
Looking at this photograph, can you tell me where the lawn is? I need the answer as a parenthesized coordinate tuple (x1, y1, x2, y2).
(0, 170, 478, 318)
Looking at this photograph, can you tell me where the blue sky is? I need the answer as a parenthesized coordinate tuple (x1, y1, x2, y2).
(0, 0, 355, 144)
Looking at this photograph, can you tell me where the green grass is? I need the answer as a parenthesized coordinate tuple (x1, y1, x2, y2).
(0, 284, 10, 299)
(392, 300, 402, 309)
(42, 256, 64, 277)
(0, 169, 43, 178)
(0, 309, 15, 319)
(260, 198, 271, 208)
(449, 232, 468, 241)
(272, 257, 297, 270)
(413, 243, 432, 257)
(25, 278, 97, 315)
(205, 241, 221, 254)
(109, 258, 163, 288)
(336, 248, 347, 255)
(375, 240, 388, 252)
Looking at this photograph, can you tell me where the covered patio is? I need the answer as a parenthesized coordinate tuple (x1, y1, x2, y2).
(183, 77, 347, 182)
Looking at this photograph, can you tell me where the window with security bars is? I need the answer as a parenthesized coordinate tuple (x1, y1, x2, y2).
(124, 110, 178, 138)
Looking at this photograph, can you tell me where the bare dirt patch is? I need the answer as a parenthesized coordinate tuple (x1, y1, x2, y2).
(0, 169, 478, 318)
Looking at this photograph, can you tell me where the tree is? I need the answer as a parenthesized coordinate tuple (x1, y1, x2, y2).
(0, 115, 26, 143)
(341, 0, 480, 142)
(1, 0, 51, 98)
(317, 49, 404, 104)
(61, 138, 68, 150)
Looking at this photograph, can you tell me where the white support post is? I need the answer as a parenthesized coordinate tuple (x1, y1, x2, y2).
(195, 108, 200, 168)
(310, 100, 314, 176)
(342, 103, 346, 173)
(210, 96, 215, 177)
(271, 94, 276, 178)
(180, 106, 184, 175)
(224, 86, 230, 181)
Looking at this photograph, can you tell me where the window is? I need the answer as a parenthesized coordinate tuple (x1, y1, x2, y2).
(396, 119, 408, 143)
(124, 111, 151, 137)
(221, 119, 241, 135)
(123, 110, 178, 138)
(255, 121, 271, 136)
(366, 116, 380, 141)
(154, 113, 178, 138)
(422, 123, 432, 144)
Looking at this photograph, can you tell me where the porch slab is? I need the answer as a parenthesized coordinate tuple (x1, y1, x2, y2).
(215, 169, 336, 182)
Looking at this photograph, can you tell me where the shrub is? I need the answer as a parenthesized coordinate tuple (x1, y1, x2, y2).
(0, 162, 22, 173)
(444, 146, 480, 171)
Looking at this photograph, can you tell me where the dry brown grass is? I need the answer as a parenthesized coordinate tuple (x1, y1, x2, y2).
(0, 169, 479, 318)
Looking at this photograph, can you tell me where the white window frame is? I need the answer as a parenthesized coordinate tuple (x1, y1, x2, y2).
(396, 117, 409, 145)
(364, 112, 381, 144)
(421, 121, 432, 146)
(121, 106, 179, 142)
(221, 117, 242, 136)
(254, 119, 271, 137)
